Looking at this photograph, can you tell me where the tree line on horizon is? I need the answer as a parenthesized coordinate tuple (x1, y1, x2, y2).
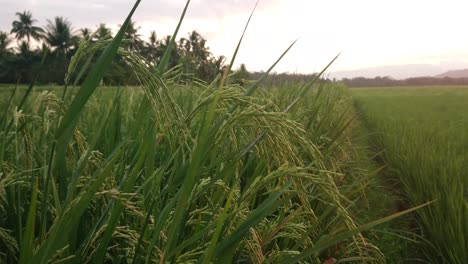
(0, 11, 251, 85)
(342, 76, 468, 87)
(6, 11, 464, 88)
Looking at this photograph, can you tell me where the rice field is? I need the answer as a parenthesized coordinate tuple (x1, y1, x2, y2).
(0, 79, 399, 263)
(353, 86, 468, 263)
(0, 0, 466, 262)
(0, 5, 407, 259)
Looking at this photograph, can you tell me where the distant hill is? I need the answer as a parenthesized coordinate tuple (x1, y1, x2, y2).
(329, 61, 468, 80)
(435, 69, 468, 78)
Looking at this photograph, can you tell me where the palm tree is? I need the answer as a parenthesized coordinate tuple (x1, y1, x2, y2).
(45, 17, 78, 56)
(148, 30, 158, 47)
(184, 31, 211, 63)
(0, 32, 15, 82)
(0, 31, 12, 54)
(10, 11, 44, 43)
(80, 28, 91, 41)
(123, 20, 143, 51)
(157, 35, 180, 68)
(94, 23, 112, 40)
(45, 17, 79, 77)
(35, 42, 50, 57)
(13, 41, 39, 82)
(17, 41, 33, 58)
(213, 55, 226, 73)
(179, 31, 212, 78)
(142, 31, 159, 64)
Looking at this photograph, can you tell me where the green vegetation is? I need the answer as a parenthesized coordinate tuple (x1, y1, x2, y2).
(0, 53, 386, 263)
(0, 1, 423, 263)
(343, 76, 468, 87)
(3, 0, 464, 262)
(353, 86, 468, 263)
(0, 7, 326, 87)
(0, 9, 228, 84)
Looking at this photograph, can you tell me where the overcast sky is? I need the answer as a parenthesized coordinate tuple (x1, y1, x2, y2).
(1, 0, 468, 74)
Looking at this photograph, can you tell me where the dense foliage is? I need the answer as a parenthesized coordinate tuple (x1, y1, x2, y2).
(0, 39, 392, 263)
(0, 11, 229, 85)
(354, 87, 468, 263)
(0, 1, 448, 263)
(0, 0, 421, 261)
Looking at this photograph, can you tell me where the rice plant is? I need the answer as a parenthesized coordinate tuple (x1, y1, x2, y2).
(354, 86, 468, 263)
(0, 1, 423, 263)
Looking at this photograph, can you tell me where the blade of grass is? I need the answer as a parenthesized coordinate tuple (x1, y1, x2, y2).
(0, 84, 18, 126)
(30, 143, 126, 264)
(201, 188, 236, 264)
(132, 0, 191, 143)
(282, 53, 340, 113)
(244, 40, 297, 97)
(210, 40, 297, 143)
(92, 133, 151, 264)
(18, 176, 39, 264)
(213, 184, 292, 260)
(157, 0, 191, 74)
(4, 50, 48, 136)
(238, 54, 339, 158)
(225, 0, 259, 77)
(162, 75, 224, 262)
(55, 0, 142, 148)
(285, 201, 433, 263)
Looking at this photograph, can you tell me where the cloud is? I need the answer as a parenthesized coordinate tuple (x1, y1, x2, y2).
(0, 0, 280, 42)
(2, 0, 468, 74)
(0, 0, 275, 30)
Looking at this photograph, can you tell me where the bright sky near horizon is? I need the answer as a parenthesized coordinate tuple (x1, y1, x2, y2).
(1, 0, 468, 74)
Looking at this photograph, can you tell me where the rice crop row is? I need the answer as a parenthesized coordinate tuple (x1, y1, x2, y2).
(0, 1, 421, 263)
(353, 86, 468, 263)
